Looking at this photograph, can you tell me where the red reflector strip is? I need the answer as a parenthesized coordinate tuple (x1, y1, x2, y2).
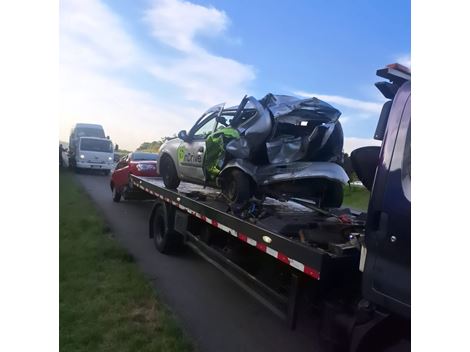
(256, 242, 267, 252)
(238, 233, 248, 242)
(277, 253, 290, 264)
(303, 266, 320, 280)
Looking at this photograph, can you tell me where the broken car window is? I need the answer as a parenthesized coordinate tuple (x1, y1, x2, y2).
(193, 116, 217, 139)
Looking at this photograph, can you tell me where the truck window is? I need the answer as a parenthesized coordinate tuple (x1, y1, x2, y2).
(80, 139, 112, 153)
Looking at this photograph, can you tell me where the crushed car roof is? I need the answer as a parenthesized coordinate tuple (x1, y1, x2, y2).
(225, 93, 341, 121)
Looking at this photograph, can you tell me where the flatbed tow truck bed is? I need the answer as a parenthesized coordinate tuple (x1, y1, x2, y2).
(130, 175, 364, 327)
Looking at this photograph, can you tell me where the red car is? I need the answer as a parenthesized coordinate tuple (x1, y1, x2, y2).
(110, 152, 159, 202)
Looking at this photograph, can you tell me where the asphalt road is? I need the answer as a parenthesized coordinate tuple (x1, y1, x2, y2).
(74, 172, 322, 352)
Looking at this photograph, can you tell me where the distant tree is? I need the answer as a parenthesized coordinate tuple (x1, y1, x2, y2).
(137, 137, 171, 153)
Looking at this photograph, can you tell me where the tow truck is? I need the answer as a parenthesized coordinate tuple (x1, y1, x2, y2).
(129, 64, 411, 351)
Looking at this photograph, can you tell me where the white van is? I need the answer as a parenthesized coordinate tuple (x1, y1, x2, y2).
(68, 123, 106, 166)
(76, 137, 114, 175)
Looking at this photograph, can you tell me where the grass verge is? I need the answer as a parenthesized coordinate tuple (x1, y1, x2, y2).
(342, 184, 370, 211)
(60, 170, 193, 352)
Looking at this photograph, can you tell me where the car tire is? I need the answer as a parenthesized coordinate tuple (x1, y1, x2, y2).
(222, 169, 253, 206)
(112, 186, 122, 202)
(160, 156, 180, 189)
(152, 204, 183, 254)
(104, 170, 110, 176)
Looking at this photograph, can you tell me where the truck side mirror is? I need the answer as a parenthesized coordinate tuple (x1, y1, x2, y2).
(374, 101, 392, 140)
(350, 146, 381, 191)
(178, 130, 188, 141)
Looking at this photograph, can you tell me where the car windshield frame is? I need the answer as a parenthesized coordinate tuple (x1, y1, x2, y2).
(189, 103, 225, 138)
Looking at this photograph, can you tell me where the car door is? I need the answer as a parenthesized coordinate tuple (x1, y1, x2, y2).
(178, 105, 223, 182)
(113, 154, 130, 189)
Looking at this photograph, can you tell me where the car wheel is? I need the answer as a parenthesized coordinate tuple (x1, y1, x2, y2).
(222, 169, 253, 206)
(160, 156, 180, 189)
(112, 186, 122, 202)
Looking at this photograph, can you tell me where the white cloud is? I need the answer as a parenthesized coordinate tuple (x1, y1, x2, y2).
(344, 137, 381, 154)
(339, 116, 350, 124)
(60, 0, 195, 149)
(144, 0, 229, 53)
(60, 0, 255, 149)
(144, 0, 255, 107)
(60, 66, 194, 148)
(149, 51, 255, 107)
(396, 53, 411, 68)
(294, 90, 383, 115)
(60, 0, 138, 69)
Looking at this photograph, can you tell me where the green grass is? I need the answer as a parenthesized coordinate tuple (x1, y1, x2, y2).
(60, 170, 193, 352)
(342, 184, 370, 211)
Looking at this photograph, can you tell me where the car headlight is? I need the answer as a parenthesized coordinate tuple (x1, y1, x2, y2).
(136, 164, 156, 171)
(108, 156, 113, 161)
(80, 154, 85, 159)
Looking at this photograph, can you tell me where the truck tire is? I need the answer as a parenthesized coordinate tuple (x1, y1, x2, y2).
(160, 156, 180, 189)
(151, 204, 182, 253)
(222, 169, 253, 206)
(112, 186, 121, 202)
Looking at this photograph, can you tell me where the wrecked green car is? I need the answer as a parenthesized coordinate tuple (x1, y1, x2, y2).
(158, 94, 349, 208)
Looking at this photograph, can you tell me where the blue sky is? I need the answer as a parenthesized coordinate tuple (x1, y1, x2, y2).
(60, 0, 410, 152)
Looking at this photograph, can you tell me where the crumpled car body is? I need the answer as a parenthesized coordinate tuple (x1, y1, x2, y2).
(159, 93, 349, 208)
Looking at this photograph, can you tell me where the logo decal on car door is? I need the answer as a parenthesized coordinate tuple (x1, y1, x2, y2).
(177, 146, 185, 162)
(178, 145, 203, 166)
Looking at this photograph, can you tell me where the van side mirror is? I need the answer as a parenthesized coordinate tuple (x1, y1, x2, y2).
(178, 130, 188, 141)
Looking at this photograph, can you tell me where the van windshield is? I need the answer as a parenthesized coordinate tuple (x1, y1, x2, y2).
(80, 139, 113, 153)
(76, 127, 105, 138)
